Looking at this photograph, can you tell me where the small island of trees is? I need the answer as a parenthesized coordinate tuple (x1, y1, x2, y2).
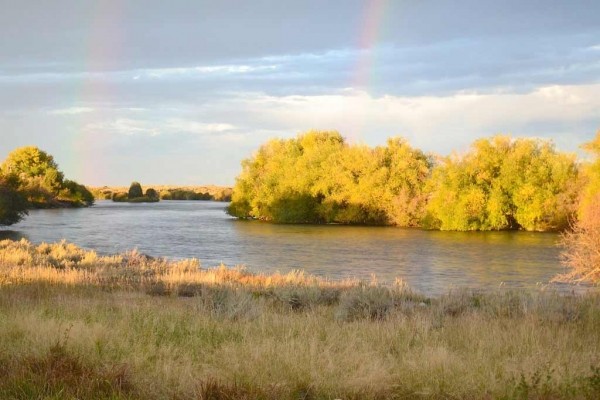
(112, 182, 160, 203)
(227, 131, 589, 232)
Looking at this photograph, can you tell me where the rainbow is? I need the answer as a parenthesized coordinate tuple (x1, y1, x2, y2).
(64, 2, 390, 182)
(348, 0, 389, 144)
(70, 1, 126, 185)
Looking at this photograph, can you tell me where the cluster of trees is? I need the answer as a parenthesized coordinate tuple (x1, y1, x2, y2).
(0, 146, 94, 226)
(112, 182, 160, 203)
(228, 131, 431, 225)
(425, 136, 579, 231)
(228, 131, 583, 232)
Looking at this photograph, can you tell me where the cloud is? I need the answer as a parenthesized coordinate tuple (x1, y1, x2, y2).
(82, 117, 237, 137)
(83, 118, 159, 136)
(139, 63, 280, 80)
(47, 107, 94, 115)
(200, 83, 600, 153)
(3, 82, 597, 187)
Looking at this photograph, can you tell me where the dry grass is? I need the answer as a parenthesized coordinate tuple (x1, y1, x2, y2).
(1, 239, 600, 399)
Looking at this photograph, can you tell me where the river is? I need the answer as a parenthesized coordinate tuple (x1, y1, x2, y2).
(0, 200, 572, 295)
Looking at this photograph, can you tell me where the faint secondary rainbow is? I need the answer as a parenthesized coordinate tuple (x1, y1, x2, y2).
(347, 0, 389, 143)
(71, 1, 126, 185)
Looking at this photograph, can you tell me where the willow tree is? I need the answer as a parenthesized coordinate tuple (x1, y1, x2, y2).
(313, 137, 431, 225)
(227, 131, 431, 225)
(425, 136, 579, 231)
(228, 131, 345, 223)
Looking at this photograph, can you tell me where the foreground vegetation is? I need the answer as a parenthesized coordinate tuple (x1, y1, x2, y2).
(228, 132, 592, 231)
(1, 239, 599, 399)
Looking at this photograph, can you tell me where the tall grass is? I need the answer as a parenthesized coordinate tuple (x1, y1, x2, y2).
(1, 239, 600, 399)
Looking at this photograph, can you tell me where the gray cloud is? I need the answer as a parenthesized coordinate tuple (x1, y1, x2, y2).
(0, 0, 599, 185)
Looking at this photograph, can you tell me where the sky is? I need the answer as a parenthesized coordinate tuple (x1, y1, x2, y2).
(0, 0, 599, 186)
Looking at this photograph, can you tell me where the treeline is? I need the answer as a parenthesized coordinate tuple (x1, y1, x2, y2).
(228, 131, 594, 232)
(94, 186, 232, 202)
(0, 146, 94, 226)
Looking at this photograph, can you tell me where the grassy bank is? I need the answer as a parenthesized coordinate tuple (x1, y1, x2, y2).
(1, 239, 599, 399)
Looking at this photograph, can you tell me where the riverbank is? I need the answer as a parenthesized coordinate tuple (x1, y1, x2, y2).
(1, 239, 599, 399)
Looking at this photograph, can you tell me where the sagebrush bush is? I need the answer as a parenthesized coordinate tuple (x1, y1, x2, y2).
(556, 194, 600, 283)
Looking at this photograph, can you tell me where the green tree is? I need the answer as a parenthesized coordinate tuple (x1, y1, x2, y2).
(228, 131, 431, 225)
(128, 182, 143, 199)
(1, 146, 64, 194)
(59, 180, 95, 207)
(425, 136, 579, 231)
(0, 146, 95, 208)
(229, 131, 346, 223)
(146, 188, 158, 200)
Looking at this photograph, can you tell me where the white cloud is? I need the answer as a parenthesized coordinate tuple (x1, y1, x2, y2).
(163, 119, 236, 134)
(83, 117, 237, 137)
(48, 107, 94, 115)
(210, 83, 600, 152)
(84, 118, 159, 136)
(141, 64, 279, 79)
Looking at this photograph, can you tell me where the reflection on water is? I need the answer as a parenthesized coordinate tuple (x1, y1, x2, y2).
(6, 200, 572, 295)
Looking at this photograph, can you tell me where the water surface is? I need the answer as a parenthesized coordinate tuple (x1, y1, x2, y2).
(1, 200, 571, 295)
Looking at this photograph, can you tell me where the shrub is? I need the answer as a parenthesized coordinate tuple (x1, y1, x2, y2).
(0, 174, 28, 226)
(145, 188, 158, 199)
(556, 194, 600, 283)
(128, 182, 143, 199)
(556, 132, 600, 283)
(59, 179, 95, 207)
(112, 192, 128, 202)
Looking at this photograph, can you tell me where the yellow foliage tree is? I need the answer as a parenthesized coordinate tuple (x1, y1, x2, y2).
(425, 136, 579, 231)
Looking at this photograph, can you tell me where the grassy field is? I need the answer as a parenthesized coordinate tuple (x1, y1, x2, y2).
(1, 239, 600, 399)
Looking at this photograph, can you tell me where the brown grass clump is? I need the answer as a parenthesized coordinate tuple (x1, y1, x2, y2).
(0, 336, 133, 399)
(555, 194, 600, 283)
